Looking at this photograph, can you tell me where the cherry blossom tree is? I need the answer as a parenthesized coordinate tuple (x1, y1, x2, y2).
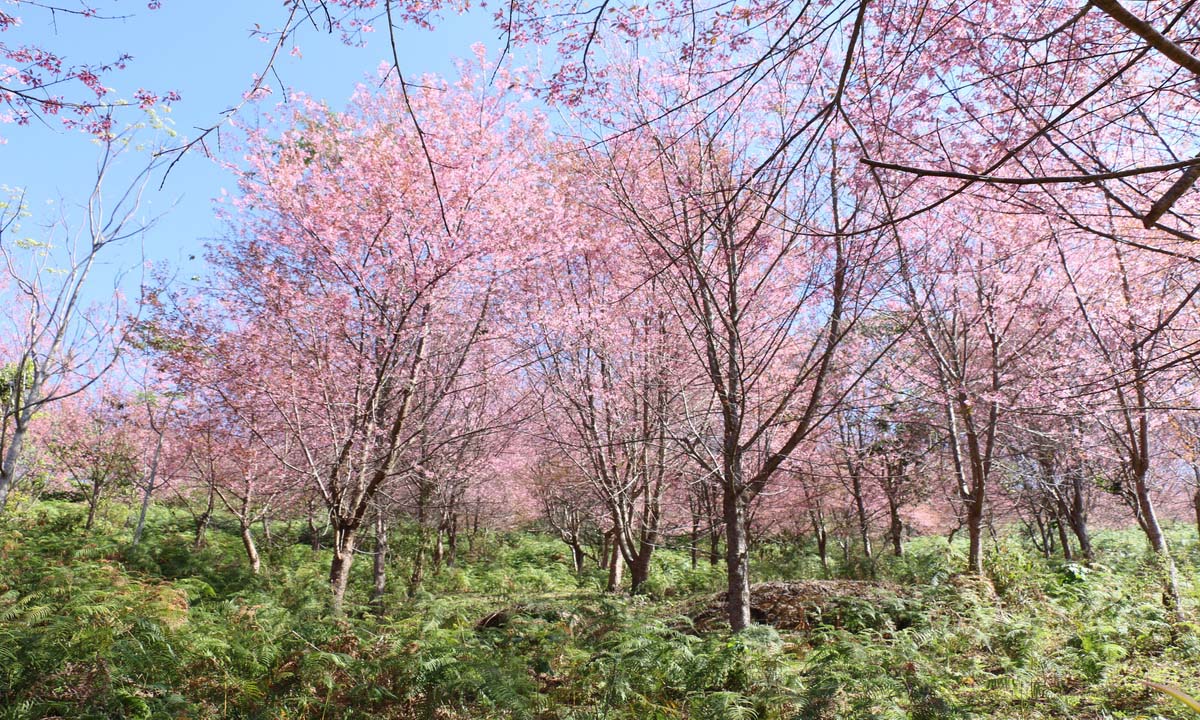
(517, 180, 694, 593)
(41, 391, 139, 530)
(127, 383, 179, 549)
(533, 456, 603, 574)
(1167, 398, 1200, 540)
(398, 368, 525, 596)
(0, 135, 160, 513)
(1051, 222, 1199, 610)
(161, 67, 545, 614)
(570, 52, 894, 626)
(173, 405, 290, 572)
(0, 1, 177, 135)
(892, 203, 1070, 574)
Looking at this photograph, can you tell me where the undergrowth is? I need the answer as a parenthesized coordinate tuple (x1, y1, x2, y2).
(1, 500, 1198, 718)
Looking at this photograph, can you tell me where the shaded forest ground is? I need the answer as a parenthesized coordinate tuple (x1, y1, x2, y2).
(3, 501, 1200, 718)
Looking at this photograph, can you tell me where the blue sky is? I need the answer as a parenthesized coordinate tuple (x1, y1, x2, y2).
(2, 2, 496, 288)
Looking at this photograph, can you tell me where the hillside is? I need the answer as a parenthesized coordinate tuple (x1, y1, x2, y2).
(3, 500, 1200, 719)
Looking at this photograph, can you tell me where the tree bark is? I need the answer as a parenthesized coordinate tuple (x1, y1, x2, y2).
(193, 486, 215, 550)
(0, 393, 36, 513)
(1031, 510, 1051, 558)
(240, 522, 261, 574)
(1133, 470, 1180, 613)
(1066, 472, 1094, 561)
(1193, 486, 1200, 541)
(962, 427, 988, 575)
(130, 429, 164, 550)
(409, 538, 426, 597)
(1191, 464, 1200, 541)
(599, 529, 611, 570)
(606, 539, 624, 592)
(850, 469, 873, 559)
(723, 487, 752, 631)
(888, 498, 903, 557)
(307, 504, 322, 554)
(432, 525, 445, 574)
(409, 479, 432, 596)
(571, 541, 586, 574)
(446, 513, 459, 568)
(810, 507, 830, 575)
(690, 516, 700, 569)
(628, 544, 652, 594)
(329, 527, 358, 616)
(371, 512, 388, 615)
(85, 478, 103, 531)
(1056, 515, 1073, 561)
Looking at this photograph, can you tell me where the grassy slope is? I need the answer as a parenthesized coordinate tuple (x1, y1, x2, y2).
(2, 500, 1200, 719)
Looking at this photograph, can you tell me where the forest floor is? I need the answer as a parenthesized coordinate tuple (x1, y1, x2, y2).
(3, 500, 1200, 719)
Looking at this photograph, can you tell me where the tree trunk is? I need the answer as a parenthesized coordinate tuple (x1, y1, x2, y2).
(570, 541, 586, 574)
(446, 513, 459, 568)
(1193, 486, 1200, 541)
(307, 507, 322, 554)
(811, 509, 830, 575)
(1056, 516, 1073, 561)
(943, 394, 987, 575)
(371, 512, 388, 615)
(131, 403, 170, 550)
(409, 538, 426, 597)
(723, 487, 752, 631)
(1067, 473, 1094, 562)
(329, 526, 358, 616)
(606, 539, 623, 592)
(1191, 464, 1200, 542)
(193, 486, 215, 550)
(1072, 519, 1094, 562)
(432, 525, 445, 574)
(0, 407, 34, 513)
(1031, 511, 1051, 558)
(690, 516, 700, 569)
(1133, 471, 1181, 613)
(628, 543, 652, 594)
(851, 472, 872, 559)
(240, 522, 261, 574)
(85, 478, 103, 531)
(888, 499, 903, 557)
(131, 478, 155, 548)
(410, 482, 431, 596)
(708, 528, 720, 567)
(599, 529, 611, 570)
(965, 479, 985, 574)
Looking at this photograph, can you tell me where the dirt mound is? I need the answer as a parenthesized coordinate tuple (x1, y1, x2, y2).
(475, 602, 581, 631)
(944, 573, 1000, 603)
(687, 580, 924, 633)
